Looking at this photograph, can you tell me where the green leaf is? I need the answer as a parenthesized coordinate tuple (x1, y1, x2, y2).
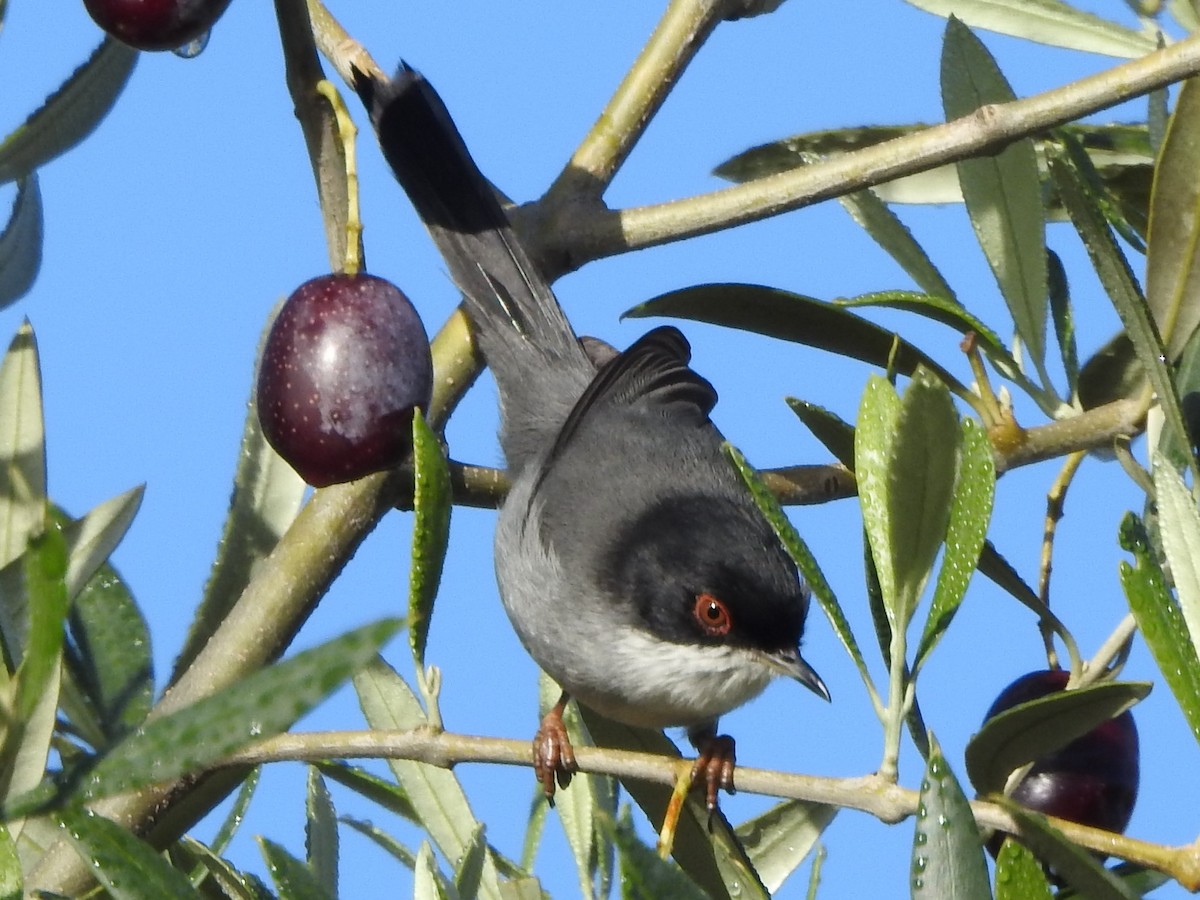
(1145, 77, 1200, 360)
(1119, 513, 1200, 747)
(577, 708, 764, 900)
(539, 675, 608, 900)
(735, 799, 837, 894)
(61, 548, 153, 748)
(59, 806, 203, 899)
(83, 618, 400, 801)
(626, 284, 973, 401)
(0, 823, 19, 900)
(175, 835, 273, 900)
(316, 761, 418, 823)
(337, 816, 417, 870)
(15, 524, 68, 725)
(0, 40, 138, 184)
(305, 767, 338, 898)
(1047, 255, 1080, 409)
(858, 371, 960, 629)
(210, 767, 260, 855)
(785, 399, 855, 468)
(964, 680, 1151, 795)
(0, 177, 42, 309)
(0, 321, 45, 570)
(177, 332, 305, 682)
(58, 486, 143, 601)
(994, 799, 1138, 900)
(604, 806, 708, 900)
(1152, 457, 1200, 649)
(413, 840, 456, 900)
(353, 658, 504, 900)
(259, 836, 333, 900)
(834, 189, 958, 301)
(914, 419, 995, 669)
(453, 823, 487, 900)
(942, 17, 1049, 382)
(910, 737, 990, 900)
(409, 410, 452, 672)
(993, 838, 1052, 900)
(1049, 145, 1197, 478)
(905, 0, 1157, 57)
(726, 445, 868, 693)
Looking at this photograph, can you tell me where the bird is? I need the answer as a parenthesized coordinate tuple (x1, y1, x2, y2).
(355, 63, 829, 811)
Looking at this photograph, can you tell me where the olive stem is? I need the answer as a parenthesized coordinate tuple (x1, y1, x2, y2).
(314, 80, 363, 276)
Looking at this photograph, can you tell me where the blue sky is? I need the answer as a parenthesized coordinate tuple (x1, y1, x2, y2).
(2, 1, 1194, 897)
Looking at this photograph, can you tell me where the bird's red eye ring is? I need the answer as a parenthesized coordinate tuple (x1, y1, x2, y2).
(694, 593, 732, 636)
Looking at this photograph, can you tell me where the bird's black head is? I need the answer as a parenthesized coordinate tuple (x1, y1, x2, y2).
(599, 493, 809, 655)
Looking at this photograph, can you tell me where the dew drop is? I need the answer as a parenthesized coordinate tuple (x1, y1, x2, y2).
(173, 31, 210, 58)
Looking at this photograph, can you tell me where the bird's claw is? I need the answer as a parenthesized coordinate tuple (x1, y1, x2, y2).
(533, 701, 577, 804)
(690, 734, 737, 813)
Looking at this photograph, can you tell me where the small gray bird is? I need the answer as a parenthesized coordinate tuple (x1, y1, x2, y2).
(357, 64, 829, 809)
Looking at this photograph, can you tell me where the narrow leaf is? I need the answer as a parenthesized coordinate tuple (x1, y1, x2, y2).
(910, 737, 990, 900)
(577, 708, 764, 900)
(0, 176, 42, 309)
(60, 807, 203, 899)
(305, 767, 338, 898)
(0, 322, 45, 570)
(316, 760, 418, 823)
(993, 838, 1052, 900)
(835, 189, 958, 301)
(943, 17, 1048, 379)
(855, 376, 904, 622)
(727, 445, 868, 693)
(259, 836, 332, 900)
(996, 799, 1139, 900)
(210, 766, 260, 855)
(786, 399, 855, 468)
(0, 823, 19, 900)
(1119, 512, 1200, 747)
(84, 619, 400, 800)
(539, 674, 600, 900)
(413, 840, 456, 900)
(409, 410, 452, 671)
(1151, 457, 1200, 652)
(1145, 77, 1200, 360)
(353, 658, 504, 900)
(60, 486, 143, 600)
(14, 523, 68, 724)
(174, 835, 273, 900)
(1049, 147, 1197, 479)
(914, 419, 995, 669)
(965, 681, 1151, 795)
(626, 284, 973, 400)
(338, 816, 417, 869)
(0, 40, 138, 184)
(735, 799, 837, 894)
(1047, 250, 1079, 398)
(604, 806, 708, 900)
(453, 823, 487, 900)
(61, 549, 152, 748)
(905, 0, 1157, 58)
(886, 371, 962, 625)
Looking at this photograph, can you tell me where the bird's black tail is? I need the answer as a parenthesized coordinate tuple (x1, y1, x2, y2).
(355, 65, 587, 381)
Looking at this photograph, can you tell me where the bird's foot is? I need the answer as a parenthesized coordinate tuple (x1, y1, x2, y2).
(533, 693, 577, 804)
(690, 733, 736, 812)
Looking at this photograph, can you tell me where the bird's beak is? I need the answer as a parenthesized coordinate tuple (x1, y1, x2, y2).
(766, 648, 831, 702)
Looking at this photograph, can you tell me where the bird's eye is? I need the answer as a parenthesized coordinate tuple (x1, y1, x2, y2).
(693, 593, 732, 636)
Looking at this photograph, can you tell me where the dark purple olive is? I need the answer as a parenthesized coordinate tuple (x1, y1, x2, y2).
(82, 0, 232, 52)
(257, 273, 433, 487)
(984, 670, 1139, 855)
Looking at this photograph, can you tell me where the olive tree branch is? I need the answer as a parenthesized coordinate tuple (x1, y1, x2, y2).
(548, 33, 1200, 269)
(221, 727, 1200, 889)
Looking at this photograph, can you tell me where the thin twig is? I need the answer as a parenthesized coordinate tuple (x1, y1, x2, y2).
(218, 726, 1200, 889)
